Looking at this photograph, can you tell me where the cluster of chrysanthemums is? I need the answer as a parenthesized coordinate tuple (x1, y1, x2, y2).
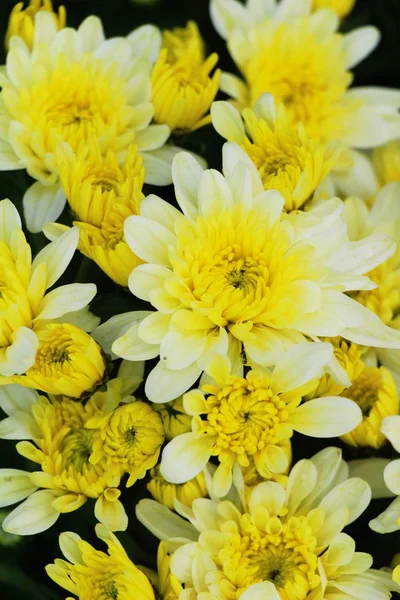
(0, 0, 400, 598)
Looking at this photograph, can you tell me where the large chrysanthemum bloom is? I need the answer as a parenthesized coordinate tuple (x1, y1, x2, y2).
(151, 21, 220, 132)
(138, 447, 398, 599)
(44, 142, 145, 286)
(160, 346, 362, 497)
(210, 1, 400, 158)
(0, 199, 101, 390)
(46, 525, 155, 600)
(212, 95, 341, 211)
(342, 184, 400, 386)
(5, 0, 66, 50)
(312, 0, 356, 18)
(0, 12, 173, 232)
(0, 371, 155, 534)
(94, 144, 400, 403)
(148, 465, 208, 510)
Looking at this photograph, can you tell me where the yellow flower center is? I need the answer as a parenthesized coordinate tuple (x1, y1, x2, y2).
(240, 17, 357, 142)
(170, 206, 319, 331)
(198, 370, 292, 466)
(214, 513, 320, 598)
(352, 259, 400, 326)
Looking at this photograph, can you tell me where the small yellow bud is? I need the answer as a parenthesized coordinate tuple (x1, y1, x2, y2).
(5, 0, 66, 50)
(312, 0, 356, 18)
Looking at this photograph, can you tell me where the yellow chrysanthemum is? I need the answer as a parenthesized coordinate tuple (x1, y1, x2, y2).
(372, 140, 400, 186)
(154, 397, 192, 440)
(147, 465, 208, 510)
(0, 322, 106, 398)
(0, 377, 158, 534)
(139, 447, 396, 599)
(46, 525, 155, 600)
(88, 400, 165, 487)
(161, 349, 362, 497)
(0, 198, 100, 392)
(5, 0, 66, 50)
(157, 541, 184, 600)
(106, 145, 400, 404)
(312, 0, 356, 18)
(340, 366, 399, 448)
(151, 21, 220, 132)
(308, 337, 365, 399)
(45, 143, 145, 286)
(0, 14, 169, 232)
(211, 3, 400, 153)
(212, 96, 341, 210)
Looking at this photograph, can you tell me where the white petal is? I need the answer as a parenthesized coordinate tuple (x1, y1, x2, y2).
(127, 24, 162, 64)
(222, 142, 263, 197)
(318, 478, 372, 525)
(94, 495, 128, 532)
(0, 199, 21, 244)
(343, 311, 400, 349)
(135, 124, 170, 152)
(274, 0, 311, 22)
(77, 16, 105, 51)
(210, 0, 251, 40)
(348, 459, 393, 499)
(0, 327, 38, 377)
(253, 93, 276, 126)
(252, 190, 285, 228)
(344, 27, 380, 69)
(124, 215, 175, 266)
(140, 194, 181, 232)
(32, 227, 79, 289)
(136, 498, 198, 541)
(0, 469, 38, 508)
(59, 531, 83, 564)
(239, 582, 280, 600)
(271, 342, 333, 393)
(93, 311, 151, 358)
(142, 146, 182, 186)
(0, 385, 39, 416)
(35, 284, 96, 321)
(112, 320, 160, 361)
(23, 182, 66, 234)
(145, 360, 202, 403)
(370, 496, 400, 533)
(384, 460, 400, 495)
(161, 433, 214, 483)
(381, 416, 400, 452)
(290, 397, 362, 437)
(334, 150, 378, 202)
(198, 169, 234, 217)
(0, 412, 40, 440)
(249, 482, 286, 517)
(332, 235, 395, 275)
(160, 330, 207, 370)
(2, 489, 60, 535)
(172, 151, 204, 219)
(211, 101, 245, 143)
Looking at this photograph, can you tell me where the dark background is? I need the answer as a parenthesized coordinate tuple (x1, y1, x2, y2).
(0, 1, 399, 598)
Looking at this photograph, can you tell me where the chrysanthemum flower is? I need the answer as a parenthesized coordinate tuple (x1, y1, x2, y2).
(148, 465, 208, 509)
(312, 0, 356, 18)
(5, 0, 66, 50)
(210, 0, 400, 153)
(95, 144, 400, 403)
(0, 374, 160, 534)
(0, 13, 172, 232)
(46, 525, 155, 600)
(154, 397, 192, 440)
(212, 94, 341, 210)
(44, 142, 145, 286)
(151, 21, 220, 132)
(0, 199, 100, 392)
(160, 346, 362, 496)
(138, 447, 397, 599)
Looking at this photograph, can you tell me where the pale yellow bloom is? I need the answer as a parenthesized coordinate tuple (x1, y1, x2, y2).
(103, 144, 400, 404)
(154, 397, 192, 440)
(312, 0, 356, 18)
(160, 348, 362, 497)
(373, 140, 400, 186)
(45, 143, 145, 286)
(212, 96, 341, 210)
(138, 447, 396, 599)
(152, 21, 220, 132)
(0, 14, 170, 232)
(0, 376, 156, 534)
(5, 0, 66, 50)
(0, 198, 99, 393)
(147, 465, 208, 509)
(46, 525, 155, 599)
(341, 366, 399, 448)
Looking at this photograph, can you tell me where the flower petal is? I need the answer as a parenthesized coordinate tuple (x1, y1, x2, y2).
(271, 342, 333, 393)
(289, 397, 362, 438)
(32, 227, 79, 289)
(136, 498, 198, 540)
(161, 433, 214, 483)
(0, 469, 38, 508)
(145, 360, 202, 403)
(2, 489, 60, 535)
(124, 215, 175, 266)
(23, 182, 66, 234)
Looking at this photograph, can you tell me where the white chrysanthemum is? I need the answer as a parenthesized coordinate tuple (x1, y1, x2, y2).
(94, 143, 400, 403)
(0, 13, 177, 232)
(137, 447, 398, 600)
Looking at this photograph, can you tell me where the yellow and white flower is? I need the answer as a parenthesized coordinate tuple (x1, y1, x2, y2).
(46, 524, 155, 599)
(138, 447, 397, 599)
(160, 346, 362, 496)
(210, 0, 400, 156)
(211, 94, 341, 211)
(94, 144, 400, 403)
(152, 21, 220, 132)
(44, 141, 145, 286)
(0, 198, 100, 393)
(0, 372, 162, 534)
(0, 12, 172, 232)
(5, 0, 66, 50)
